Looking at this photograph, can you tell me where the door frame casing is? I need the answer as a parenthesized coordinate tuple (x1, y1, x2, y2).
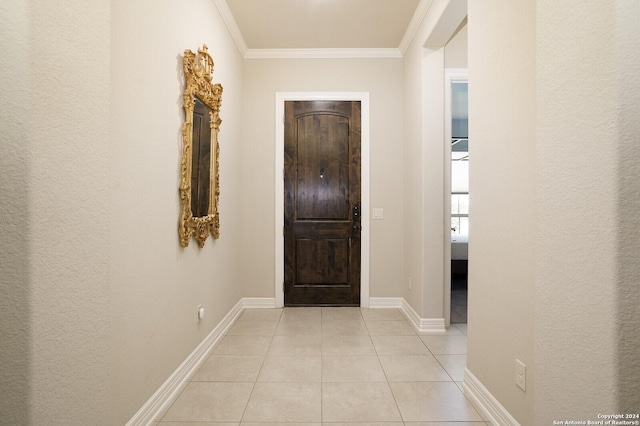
(275, 92, 370, 308)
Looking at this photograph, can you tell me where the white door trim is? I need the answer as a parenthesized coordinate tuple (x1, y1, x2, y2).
(444, 69, 468, 326)
(275, 92, 371, 308)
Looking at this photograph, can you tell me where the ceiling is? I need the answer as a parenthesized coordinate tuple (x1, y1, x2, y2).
(217, 0, 427, 57)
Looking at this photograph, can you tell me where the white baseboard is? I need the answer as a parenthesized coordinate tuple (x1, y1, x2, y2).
(369, 297, 446, 333)
(369, 297, 404, 308)
(242, 297, 277, 308)
(126, 298, 246, 425)
(463, 368, 521, 426)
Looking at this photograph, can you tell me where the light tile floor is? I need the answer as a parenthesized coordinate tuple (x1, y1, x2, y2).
(156, 307, 491, 425)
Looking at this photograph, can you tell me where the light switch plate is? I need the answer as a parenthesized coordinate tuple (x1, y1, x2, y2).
(372, 208, 384, 219)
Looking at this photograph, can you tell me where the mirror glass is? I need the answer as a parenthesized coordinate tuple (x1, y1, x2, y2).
(179, 45, 222, 248)
(191, 96, 212, 218)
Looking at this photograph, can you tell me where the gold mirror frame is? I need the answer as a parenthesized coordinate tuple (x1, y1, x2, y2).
(179, 45, 222, 247)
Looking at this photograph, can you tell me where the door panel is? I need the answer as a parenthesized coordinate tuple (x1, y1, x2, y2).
(296, 239, 349, 284)
(284, 101, 361, 306)
(296, 113, 350, 219)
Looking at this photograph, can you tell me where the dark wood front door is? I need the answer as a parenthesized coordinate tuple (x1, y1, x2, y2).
(284, 101, 362, 306)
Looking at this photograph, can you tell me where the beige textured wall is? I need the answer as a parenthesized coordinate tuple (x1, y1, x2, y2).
(468, 0, 640, 422)
(1, 0, 246, 423)
(535, 0, 640, 421)
(467, 0, 536, 423)
(240, 58, 404, 300)
(0, 0, 112, 423)
(0, 3, 31, 423)
(110, 0, 245, 423)
(615, 0, 640, 411)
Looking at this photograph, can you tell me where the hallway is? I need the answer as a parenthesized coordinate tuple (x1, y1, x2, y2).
(156, 307, 489, 424)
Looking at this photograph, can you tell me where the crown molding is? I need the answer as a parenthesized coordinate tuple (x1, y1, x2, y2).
(244, 48, 402, 59)
(213, 0, 248, 56)
(399, 0, 434, 55)
(215, 0, 434, 59)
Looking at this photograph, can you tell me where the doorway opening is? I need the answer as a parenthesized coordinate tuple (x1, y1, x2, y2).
(445, 71, 468, 324)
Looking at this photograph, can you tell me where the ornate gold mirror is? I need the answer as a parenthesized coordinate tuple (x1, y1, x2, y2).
(179, 45, 222, 247)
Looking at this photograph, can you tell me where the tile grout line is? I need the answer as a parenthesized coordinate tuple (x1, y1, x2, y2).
(425, 323, 487, 421)
(366, 308, 411, 423)
(237, 308, 282, 424)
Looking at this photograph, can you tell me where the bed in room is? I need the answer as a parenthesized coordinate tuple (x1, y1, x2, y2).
(451, 234, 468, 275)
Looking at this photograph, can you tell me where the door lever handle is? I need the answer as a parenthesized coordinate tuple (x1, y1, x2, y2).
(352, 224, 362, 232)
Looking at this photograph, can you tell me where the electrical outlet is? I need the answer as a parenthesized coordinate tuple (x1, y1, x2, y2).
(515, 359, 526, 391)
(196, 305, 204, 323)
